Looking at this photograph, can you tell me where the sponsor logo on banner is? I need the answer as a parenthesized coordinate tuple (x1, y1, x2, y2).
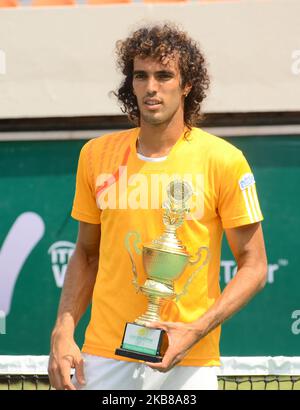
(221, 259, 289, 284)
(48, 241, 75, 287)
(291, 310, 300, 335)
(0, 212, 45, 316)
(47, 252, 289, 288)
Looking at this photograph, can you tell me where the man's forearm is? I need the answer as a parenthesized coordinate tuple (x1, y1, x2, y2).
(52, 247, 98, 337)
(193, 264, 267, 339)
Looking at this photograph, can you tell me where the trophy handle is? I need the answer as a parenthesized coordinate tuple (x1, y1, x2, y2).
(175, 246, 210, 302)
(125, 231, 142, 293)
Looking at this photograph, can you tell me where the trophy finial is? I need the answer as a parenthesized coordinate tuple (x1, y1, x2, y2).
(167, 180, 193, 206)
(162, 180, 193, 228)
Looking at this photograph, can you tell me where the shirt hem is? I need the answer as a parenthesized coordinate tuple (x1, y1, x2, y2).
(71, 209, 101, 224)
(82, 345, 220, 367)
(222, 216, 264, 229)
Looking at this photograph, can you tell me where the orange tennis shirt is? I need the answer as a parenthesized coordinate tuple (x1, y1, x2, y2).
(71, 127, 263, 367)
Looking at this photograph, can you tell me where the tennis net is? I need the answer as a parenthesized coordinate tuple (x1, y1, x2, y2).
(0, 356, 300, 390)
(217, 356, 300, 390)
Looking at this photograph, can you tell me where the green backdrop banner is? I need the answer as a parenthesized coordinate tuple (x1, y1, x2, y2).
(0, 135, 299, 356)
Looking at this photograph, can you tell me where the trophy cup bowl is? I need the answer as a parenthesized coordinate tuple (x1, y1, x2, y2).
(133, 244, 190, 327)
(143, 245, 189, 283)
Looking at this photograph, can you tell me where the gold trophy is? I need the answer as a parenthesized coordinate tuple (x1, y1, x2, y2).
(115, 180, 209, 362)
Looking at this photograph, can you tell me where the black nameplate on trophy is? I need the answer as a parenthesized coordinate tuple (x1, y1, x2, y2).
(115, 323, 167, 363)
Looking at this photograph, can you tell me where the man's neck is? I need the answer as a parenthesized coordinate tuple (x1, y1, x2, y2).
(138, 120, 186, 157)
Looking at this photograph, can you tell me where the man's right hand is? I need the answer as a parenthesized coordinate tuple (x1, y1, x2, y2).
(48, 333, 86, 390)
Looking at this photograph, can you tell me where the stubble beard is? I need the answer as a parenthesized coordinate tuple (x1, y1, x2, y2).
(141, 112, 165, 126)
(140, 106, 179, 127)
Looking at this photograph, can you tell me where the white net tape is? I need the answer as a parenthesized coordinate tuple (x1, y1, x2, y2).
(0, 356, 300, 376)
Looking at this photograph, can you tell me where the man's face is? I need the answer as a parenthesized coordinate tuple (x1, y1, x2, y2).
(132, 55, 188, 126)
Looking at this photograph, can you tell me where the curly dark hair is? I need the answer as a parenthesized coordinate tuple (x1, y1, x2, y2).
(114, 23, 210, 128)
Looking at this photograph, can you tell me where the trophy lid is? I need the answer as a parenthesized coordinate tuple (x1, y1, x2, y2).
(144, 234, 189, 257)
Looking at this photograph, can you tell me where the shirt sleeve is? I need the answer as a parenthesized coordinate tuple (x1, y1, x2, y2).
(218, 150, 263, 229)
(71, 141, 101, 224)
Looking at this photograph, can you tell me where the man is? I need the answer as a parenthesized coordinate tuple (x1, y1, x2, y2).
(48, 24, 267, 390)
